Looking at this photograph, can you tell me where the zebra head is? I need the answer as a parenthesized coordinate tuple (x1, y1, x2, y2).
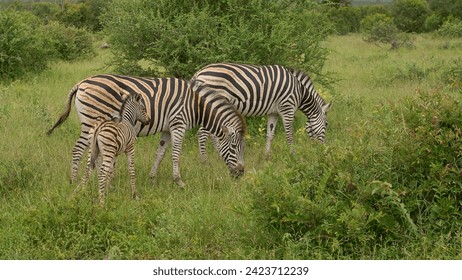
(121, 93, 150, 126)
(217, 124, 245, 178)
(306, 102, 331, 143)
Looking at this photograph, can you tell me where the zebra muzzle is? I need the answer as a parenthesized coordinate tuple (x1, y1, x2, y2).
(230, 162, 244, 178)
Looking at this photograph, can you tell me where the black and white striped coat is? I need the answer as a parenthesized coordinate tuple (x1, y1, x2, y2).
(79, 93, 149, 205)
(47, 74, 246, 187)
(191, 63, 330, 158)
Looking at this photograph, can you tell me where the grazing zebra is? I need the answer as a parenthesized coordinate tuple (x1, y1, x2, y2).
(46, 74, 246, 187)
(78, 92, 150, 205)
(191, 63, 331, 159)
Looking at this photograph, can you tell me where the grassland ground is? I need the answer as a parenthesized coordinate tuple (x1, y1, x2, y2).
(0, 34, 461, 259)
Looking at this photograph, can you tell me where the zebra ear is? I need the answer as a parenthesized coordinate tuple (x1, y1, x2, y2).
(322, 102, 331, 113)
(134, 93, 142, 101)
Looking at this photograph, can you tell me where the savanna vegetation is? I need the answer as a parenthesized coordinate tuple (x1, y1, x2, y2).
(0, 0, 461, 259)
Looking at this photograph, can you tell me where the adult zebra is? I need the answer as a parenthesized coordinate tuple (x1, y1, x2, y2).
(191, 63, 331, 159)
(47, 74, 246, 187)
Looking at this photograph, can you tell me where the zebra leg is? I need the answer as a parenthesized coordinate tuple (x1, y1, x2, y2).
(280, 110, 295, 152)
(171, 127, 186, 188)
(107, 158, 117, 190)
(197, 127, 210, 162)
(70, 130, 89, 184)
(126, 145, 138, 200)
(149, 131, 171, 184)
(98, 154, 114, 206)
(265, 114, 279, 158)
(76, 152, 93, 192)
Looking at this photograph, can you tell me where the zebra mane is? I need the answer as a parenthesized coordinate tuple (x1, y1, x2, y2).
(289, 68, 326, 106)
(119, 92, 138, 117)
(190, 80, 247, 135)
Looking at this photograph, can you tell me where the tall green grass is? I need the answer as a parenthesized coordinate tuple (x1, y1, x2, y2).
(1, 34, 461, 259)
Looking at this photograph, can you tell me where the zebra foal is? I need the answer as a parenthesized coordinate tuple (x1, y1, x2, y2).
(78, 92, 150, 205)
(191, 63, 331, 159)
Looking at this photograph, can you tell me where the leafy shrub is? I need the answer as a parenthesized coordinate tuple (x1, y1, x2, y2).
(427, 0, 462, 21)
(29, 1, 61, 24)
(59, 0, 109, 32)
(391, 0, 430, 33)
(392, 89, 462, 233)
(248, 140, 419, 258)
(0, 10, 53, 80)
(361, 14, 399, 43)
(361, 13, 414, 49)
(440, 59, 462, 91)
(437, 17, 462, 38)
(325, 6, 361, 35)
(40, 21, 94, 61)
(101, 0, 331, 80)
(424, 13, 444, 32)
(249, 88, 462, 258)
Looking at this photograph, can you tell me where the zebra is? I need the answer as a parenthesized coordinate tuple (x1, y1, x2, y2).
(78, 92, 150, 205)
(46, 74, 246, 187)
(191, 63, 331, 159)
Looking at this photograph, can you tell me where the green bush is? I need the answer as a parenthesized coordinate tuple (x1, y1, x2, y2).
(424, 13, 444, 32)
(361, 14, 399, 43)
(391, 0, 429, 33)
(437, 17, 462, 38)
(59, 0, 109, 32)
(40, 21, 94, 61)
(30, 1, 61, 24)
(440, 59, 462, 91)
(101, 0, 331, 80)
(0, 10, 53, 80)
(249, 88, 462, 258)
(325, 6, 361, 35)
(392, 89, 462, 233)
(428, 0, 462, 21)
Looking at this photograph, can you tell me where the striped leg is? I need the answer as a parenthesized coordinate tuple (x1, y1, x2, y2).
(265, 113, 279, 158)
(280, 109, 295, 152)
(98, 153, 115, 206)
(171, 127, 186, 188)
(197, 127, 210, 162)
(125, 144, 138, 199)
(150, 131, 171, 184)
(77, 152, 93, 191)
(70, 130, 90, 183)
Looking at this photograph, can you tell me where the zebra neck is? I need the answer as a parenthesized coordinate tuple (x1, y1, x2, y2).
(122, 114, 136, 126)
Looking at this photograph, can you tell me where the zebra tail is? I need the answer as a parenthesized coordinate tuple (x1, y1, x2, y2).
(46, 84, 79, 136)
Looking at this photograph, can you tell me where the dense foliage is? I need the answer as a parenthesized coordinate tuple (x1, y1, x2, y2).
(0, 8, 94, 81)
(0, 10, 51, 80)
(101, 0, 331, 79)
(249, 88, 462, 258)
(2, 0, 462, 81)
(390, 0, 429, 33)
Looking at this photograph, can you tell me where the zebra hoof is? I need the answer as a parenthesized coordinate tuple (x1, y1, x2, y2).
(175, 179, 185, 189)
(150, 176, 156, 186)
(199, 155, 208, 163)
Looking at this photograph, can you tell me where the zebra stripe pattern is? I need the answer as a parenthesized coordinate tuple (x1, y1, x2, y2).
(78, 92, 150, 205)
(191, 63, 331, 158)
(47, 74, 246, 187)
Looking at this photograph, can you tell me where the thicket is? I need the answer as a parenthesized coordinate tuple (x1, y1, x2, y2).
(249, 88, 462, 258)
(0, 10, 51, 80)
(0, 8, 94, 81)
(101, 0, 331, 80)
(324, 0, 461, 45)
(2, 0, 461, 81)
